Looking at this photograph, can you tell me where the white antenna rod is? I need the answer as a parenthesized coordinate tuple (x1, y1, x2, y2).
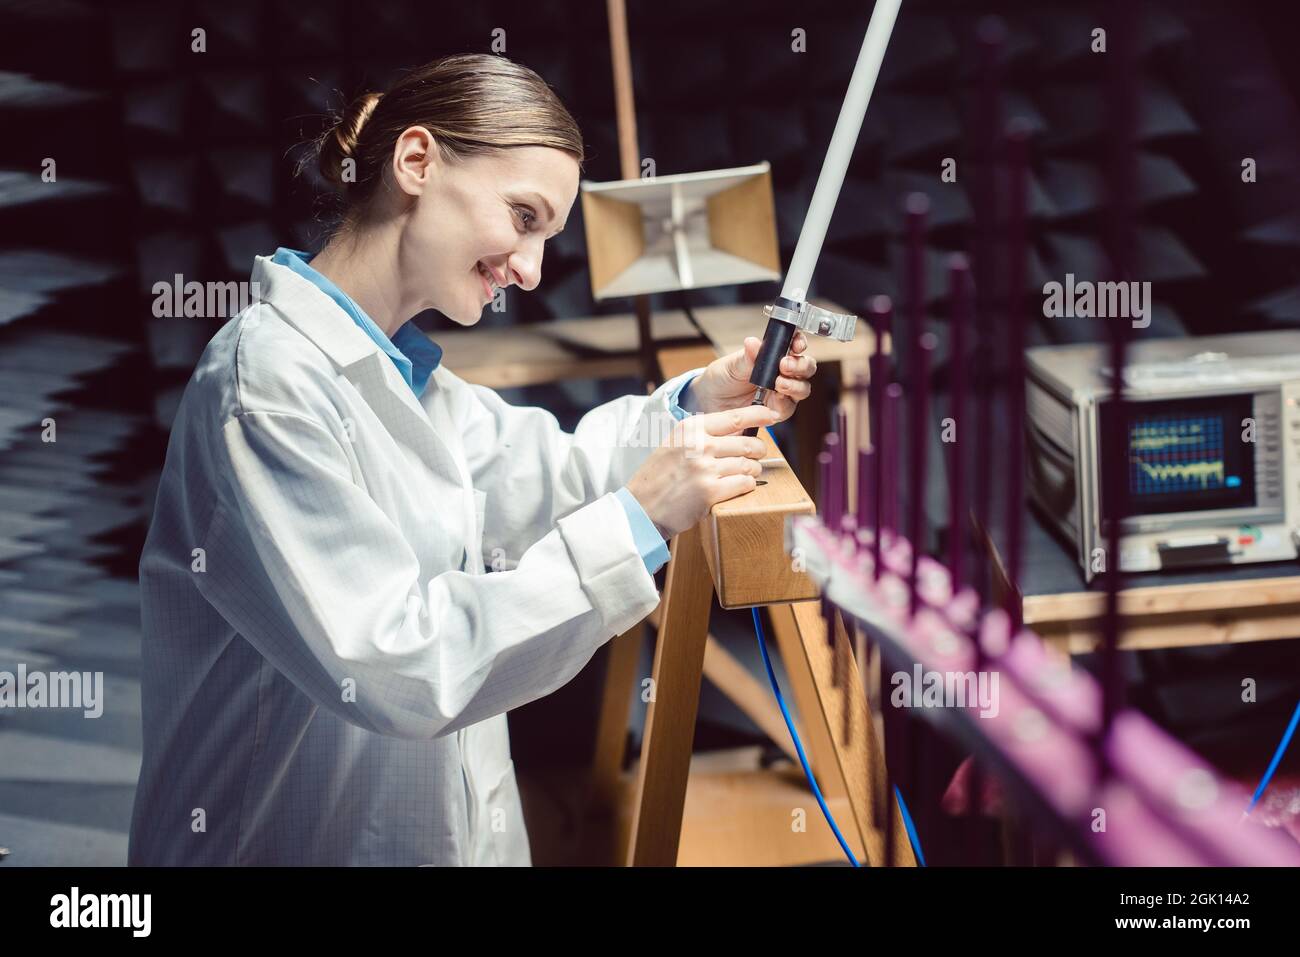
(781, 0, 903, 302)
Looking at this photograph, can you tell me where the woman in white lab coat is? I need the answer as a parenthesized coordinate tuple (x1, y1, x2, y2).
(129, 54, 817, 866)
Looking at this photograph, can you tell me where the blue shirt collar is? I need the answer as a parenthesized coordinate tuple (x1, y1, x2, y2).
(271, 247, 442, 397)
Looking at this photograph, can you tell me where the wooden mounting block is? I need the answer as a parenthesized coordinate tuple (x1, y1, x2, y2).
(703, 427, 820, 609)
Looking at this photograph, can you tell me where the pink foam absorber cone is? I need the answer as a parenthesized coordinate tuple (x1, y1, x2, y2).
(1247, 774, 1300, 845)
(941, 755, 1005, 816)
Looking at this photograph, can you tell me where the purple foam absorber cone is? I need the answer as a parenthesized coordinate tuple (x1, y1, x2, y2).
(858, 447, 874, 531)
(947, 253, 971, 589)
(824, 433, 843, 530)
(904, 191, 931, 617)
(818, 448, 834, 530)
(905, 190, 930, 377)
(909, 334, 937, 618)
(836, 405, 851, 526)
(1004, 120, 1031, 629)
(882, 383, 903, 540)
(868, 296, 893, 578)
(957, 18, 1007, 862)
(971, 15, 1004, 600)
(1099, 0, 1138, 748)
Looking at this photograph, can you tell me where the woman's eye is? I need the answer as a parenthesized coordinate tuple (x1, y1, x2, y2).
(514, 206, 536, 229)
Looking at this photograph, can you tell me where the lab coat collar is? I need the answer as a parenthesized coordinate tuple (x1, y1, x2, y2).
(251, 254, 379, 370)
(249, 254, 471, 490)
(269, 247, 442, 395)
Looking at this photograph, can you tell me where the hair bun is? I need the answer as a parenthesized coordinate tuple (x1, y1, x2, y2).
(318, 91, 383, 189)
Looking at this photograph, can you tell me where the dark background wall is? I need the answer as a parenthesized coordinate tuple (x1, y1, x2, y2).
(2, 0, 1298, 864)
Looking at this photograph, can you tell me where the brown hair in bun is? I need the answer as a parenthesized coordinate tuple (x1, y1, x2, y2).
(307, 54, 583, 225)
(317, 91, 383, 189)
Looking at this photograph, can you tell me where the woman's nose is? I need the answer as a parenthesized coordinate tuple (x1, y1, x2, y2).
(509, 247, 542, 291)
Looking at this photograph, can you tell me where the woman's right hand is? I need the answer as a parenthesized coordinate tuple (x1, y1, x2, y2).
(625, 404, 780, 539)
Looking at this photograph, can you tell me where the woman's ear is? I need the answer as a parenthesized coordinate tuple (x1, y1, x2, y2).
(390, 126, 437, 197)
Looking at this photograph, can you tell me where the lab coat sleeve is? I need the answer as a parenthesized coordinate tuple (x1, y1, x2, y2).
(456, 368, 704, 563)
(196, 408, 662, 740)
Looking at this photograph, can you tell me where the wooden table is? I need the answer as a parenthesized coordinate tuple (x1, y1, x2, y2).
(432, 310, 700, 389)
(998, 503, 1300, 655)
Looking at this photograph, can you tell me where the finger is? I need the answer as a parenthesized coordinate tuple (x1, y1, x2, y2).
(726, 339, 760, 381)
(773, 375, 812, 402)
(780, 352, 817, 379)
(703, 435, 768, 459)
(790, 331, 808, 355)
(710, 472, 759, 504)
(767, 394, 797, 421)
(699, 404, 781, 436)
(713, 455, 764, 478)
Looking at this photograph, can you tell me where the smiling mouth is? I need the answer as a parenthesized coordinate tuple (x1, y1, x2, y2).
(476, 262, 501, 303)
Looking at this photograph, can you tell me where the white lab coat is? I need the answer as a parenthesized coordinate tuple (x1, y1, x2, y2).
(129, 254, 698, 865)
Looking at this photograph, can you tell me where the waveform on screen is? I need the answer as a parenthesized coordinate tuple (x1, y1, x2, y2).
(1127, 415, 1230, 495)
(1130, 431, 1206, 451)
(1131, 457, 1225, 488)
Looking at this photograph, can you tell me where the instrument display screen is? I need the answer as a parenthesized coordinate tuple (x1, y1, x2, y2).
(1098, 394, 1257, 519)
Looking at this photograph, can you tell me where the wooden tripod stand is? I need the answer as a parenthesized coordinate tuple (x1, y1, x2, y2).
(590, 345, 915, 866)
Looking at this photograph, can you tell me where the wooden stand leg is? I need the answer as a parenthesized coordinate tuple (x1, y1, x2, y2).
(589, 622, 644, 811)
(626, 525, 715, 866)
(764, 605, 846, 800)
(775, 601, 917, 866)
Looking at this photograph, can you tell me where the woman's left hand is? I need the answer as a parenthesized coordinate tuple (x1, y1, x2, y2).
(684, 332, 817, 422)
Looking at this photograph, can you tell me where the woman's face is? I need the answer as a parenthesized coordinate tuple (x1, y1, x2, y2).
(395, 139, 580, 326)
